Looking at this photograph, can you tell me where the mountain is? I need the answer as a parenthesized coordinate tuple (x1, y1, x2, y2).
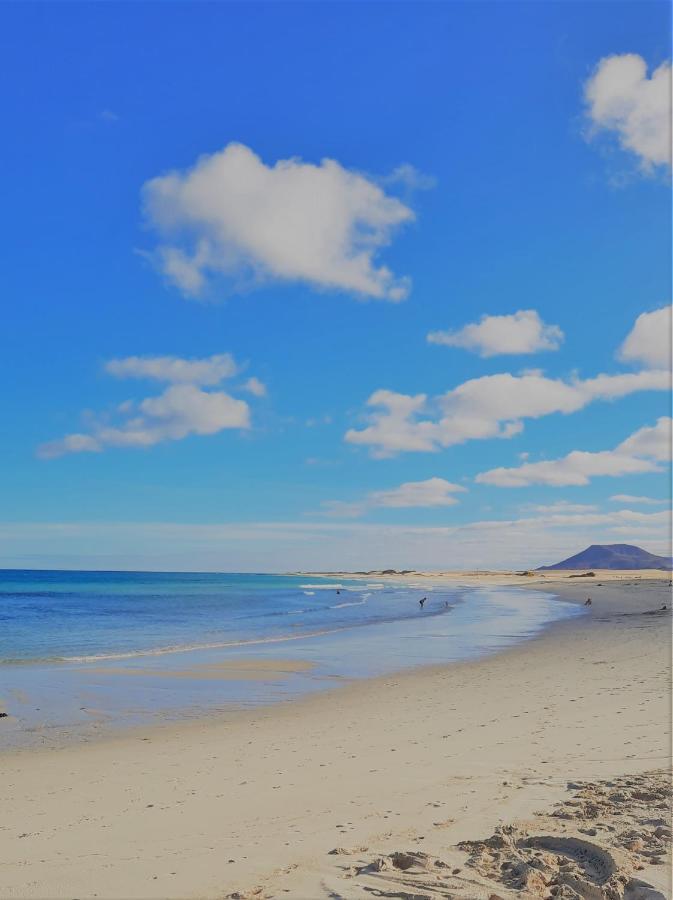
(539, 544, 673, 571)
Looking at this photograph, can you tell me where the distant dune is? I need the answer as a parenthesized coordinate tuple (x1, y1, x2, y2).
(539, 543, 673, 571)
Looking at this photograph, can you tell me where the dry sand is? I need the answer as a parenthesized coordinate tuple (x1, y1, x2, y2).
(0, 574, 670, 899)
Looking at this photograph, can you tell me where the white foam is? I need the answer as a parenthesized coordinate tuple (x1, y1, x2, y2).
(300, 583, 342, 590)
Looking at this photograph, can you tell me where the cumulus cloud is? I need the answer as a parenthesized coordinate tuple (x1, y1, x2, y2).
(38, 354, 255, 458)
(584, 53, 671, 171)
(609, 494, 668, 506)
(321, 477, 467, 518)
(105, 353, 239, 385)
(618, 305, 672, 369)
(476, 417, 672, 488)
(142, 142, 414, 300)
(345, 369, 670, 457)
(428, 310, 564, 357)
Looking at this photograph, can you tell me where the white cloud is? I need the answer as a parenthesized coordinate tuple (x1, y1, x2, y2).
(618, 416, 672, 461)
(38, 433, 104, 458)
(609, 494, 668, 506)
(322, 477, 466, 518)
(584, 53, 671, 171)
(143, 142, 414, 300)
(242, 376, 267, 397)
(522, 501, 599, 514)
(345, 369, 670, 457)
(428, 310, 564, 357)
(105, 353, 239, 385)
(369, 477, 467, 508)
(38, 354, 254, 458)
(618, 305, 672, 369)
(2, 507, 669, 573)
(476, 417, 672, 488)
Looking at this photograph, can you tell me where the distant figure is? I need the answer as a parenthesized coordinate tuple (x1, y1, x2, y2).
(444, 600, 449, 609)
(584, 598, 592, 606)
(419, 597, 426, 609)
(336, 589, 340, 595)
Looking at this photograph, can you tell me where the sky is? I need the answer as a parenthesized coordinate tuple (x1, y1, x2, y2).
(0, 1, 671, 572)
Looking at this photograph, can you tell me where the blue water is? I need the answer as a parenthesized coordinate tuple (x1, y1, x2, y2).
(0, 569, 462, 663)
(0, 570, 584, 746)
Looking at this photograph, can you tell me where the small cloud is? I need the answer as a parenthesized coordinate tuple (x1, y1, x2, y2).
(105, 353, 239, 386)
(382, 163, 437, 191)
(37, 433, 102, 460)
(320, 477, 467, 518)
(428, 310, 564, 357)
(584, 53, 671, 173)
(242, 377, 267, 397)
(609, 494, 668, 506)
(99, 109, 120, 123)
(521, 501, 598, 514)
(617, 304, 672, 369)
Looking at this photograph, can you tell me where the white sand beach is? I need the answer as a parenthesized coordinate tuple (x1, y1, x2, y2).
(0, 573, 670, 899)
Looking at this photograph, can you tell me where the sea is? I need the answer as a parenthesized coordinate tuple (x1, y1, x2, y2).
(0, 569, 583, 747)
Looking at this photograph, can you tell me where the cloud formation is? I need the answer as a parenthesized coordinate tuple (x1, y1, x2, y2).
(143, 142, 415, 300)
(618, 304, 672, 369)
(522, 501, 599, 514)
(609, 494, 668, 506)
(345, 369, 670, 457)
(322, 477, 466, 518)
(4, 506, 669, 573)
(428, 310, 564, 357)
(38, 354, 255, 458)
(105, 353, 239, 385)
(476, 417, 672, 487)
(584, 53, 672, 171)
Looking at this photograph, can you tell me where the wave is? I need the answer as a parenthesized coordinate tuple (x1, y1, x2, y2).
(303, 591, 315, 596)
(330, 599, 366, 609)
(300, 583, 342, 589)
(15, 626, 356, 665)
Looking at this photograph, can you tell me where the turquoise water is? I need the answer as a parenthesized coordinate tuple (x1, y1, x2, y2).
(0, 569, 451, 663)
(0, 570, 583, 746)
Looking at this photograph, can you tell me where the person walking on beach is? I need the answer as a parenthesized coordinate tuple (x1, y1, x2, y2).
(419, 597, 426, 609)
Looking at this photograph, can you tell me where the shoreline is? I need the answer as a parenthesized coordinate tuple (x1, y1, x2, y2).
(0, 577, 670, 898)
(0, 571, 667, 755)
(0, 579, 581, 752)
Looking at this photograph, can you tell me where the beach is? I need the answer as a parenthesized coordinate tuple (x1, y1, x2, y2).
(0, 572, 670, 899)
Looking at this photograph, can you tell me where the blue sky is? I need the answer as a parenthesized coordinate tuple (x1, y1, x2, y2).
(1, 1, 671, 571)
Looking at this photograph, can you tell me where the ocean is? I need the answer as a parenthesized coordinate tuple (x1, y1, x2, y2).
(0, 569, 583, 746)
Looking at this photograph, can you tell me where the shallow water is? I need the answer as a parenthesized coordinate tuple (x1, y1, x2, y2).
(0, 570, 583, 747)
